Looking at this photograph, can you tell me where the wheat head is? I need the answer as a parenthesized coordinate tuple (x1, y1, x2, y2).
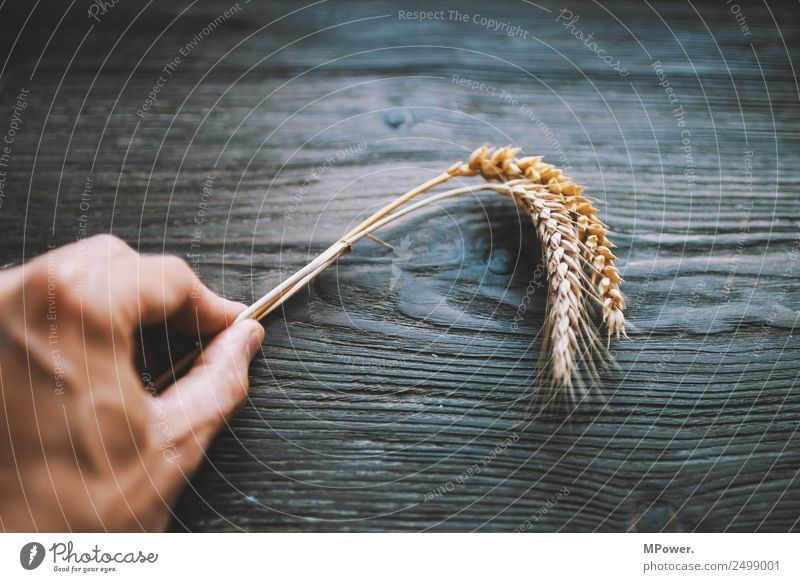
(451, 146, 626, 405)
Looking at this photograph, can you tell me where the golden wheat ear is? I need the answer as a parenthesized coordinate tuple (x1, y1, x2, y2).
(508, 185, 608, 410)
(460, 147, 626, 407)
(159, 145, 626, 412)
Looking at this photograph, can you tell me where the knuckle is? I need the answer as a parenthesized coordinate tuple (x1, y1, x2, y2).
(51, 258, 84, 293)
(35, 255, 118, 334)
(161, 253, 192, 276)
(21, 251, 83, 317)
(161, 254, 197, 293)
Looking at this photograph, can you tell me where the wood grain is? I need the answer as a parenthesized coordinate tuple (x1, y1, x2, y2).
(0, 0, 798, 531)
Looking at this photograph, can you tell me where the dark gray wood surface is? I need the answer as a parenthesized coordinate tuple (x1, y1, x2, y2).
(0, 0, 798, 531)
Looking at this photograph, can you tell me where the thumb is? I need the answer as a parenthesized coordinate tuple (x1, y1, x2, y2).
(158, 319, 264, 463)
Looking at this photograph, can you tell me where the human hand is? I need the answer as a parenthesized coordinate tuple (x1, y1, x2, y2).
(0, 235, 264, 531)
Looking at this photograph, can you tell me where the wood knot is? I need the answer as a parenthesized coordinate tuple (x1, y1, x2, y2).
(488, 248, 514, 275)
(630, 502, 683, 532)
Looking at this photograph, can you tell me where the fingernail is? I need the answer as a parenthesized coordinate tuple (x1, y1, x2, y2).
(246, 322, 265, 359)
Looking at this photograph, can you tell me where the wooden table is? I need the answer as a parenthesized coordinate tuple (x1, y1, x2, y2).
(0, 0, 798, 531)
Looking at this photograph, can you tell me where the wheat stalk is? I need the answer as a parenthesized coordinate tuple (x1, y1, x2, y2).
(155, 146, 626, 410)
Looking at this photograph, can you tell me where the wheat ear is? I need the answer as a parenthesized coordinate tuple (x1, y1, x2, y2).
(154, 146, 625, 411)
(460, 146, 627, 342)
(528, 161, 627, 341)
(357, 178, 613, 406)
(511, 185, 584, 398)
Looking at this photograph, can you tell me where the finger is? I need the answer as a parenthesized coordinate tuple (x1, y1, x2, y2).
(156, 319, 264, 475)
(123, 254, 245, 335)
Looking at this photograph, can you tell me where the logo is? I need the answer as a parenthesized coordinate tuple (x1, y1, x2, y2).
(20, 542, 45, 570)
